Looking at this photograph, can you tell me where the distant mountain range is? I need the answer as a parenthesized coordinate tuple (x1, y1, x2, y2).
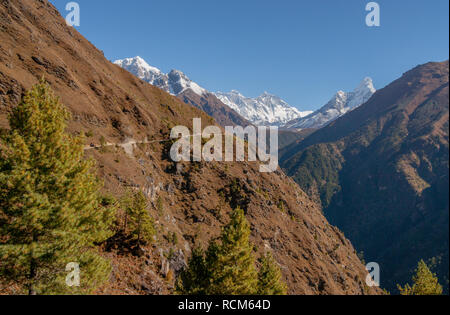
(114, 57, 313, 126)
(214, 90, 312, 126)
(115, 57, 376, 129)
(284, 78, 376, 130)
(114, 57, 250, 127)
(114, 57, 207, 96)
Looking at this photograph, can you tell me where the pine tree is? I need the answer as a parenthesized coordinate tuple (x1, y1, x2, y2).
(0, 80, 113, 295)
(177, 208, 290, 295)
(177, 207, 258, 295)
(121, 189, 155, 244)
(206, 207, 258, 295)
(398, 260, 443, 295)
(257, 252, 287, 295)
(176, 247, 209, 295)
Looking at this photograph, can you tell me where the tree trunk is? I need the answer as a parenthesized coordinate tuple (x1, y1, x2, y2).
(28, 257, 37, 295)
(28, 235, 37, 295)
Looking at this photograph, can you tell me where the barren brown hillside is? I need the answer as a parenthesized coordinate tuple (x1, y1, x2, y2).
(0, 0, 378, 295)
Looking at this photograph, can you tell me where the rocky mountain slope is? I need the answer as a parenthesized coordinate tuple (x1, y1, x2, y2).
(114, 57, 250, 127)
(280, 61, 449, 291)
(0, 0, 378, 295)
(215, 90, 312, 126)
(284, 78, 376, 130)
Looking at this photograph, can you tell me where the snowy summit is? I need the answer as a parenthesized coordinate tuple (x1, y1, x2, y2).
(114, 56, 206, 96)
(214, 90, 312, 126)
(284, 78, 376, 130)
(114, 57, 373, 129)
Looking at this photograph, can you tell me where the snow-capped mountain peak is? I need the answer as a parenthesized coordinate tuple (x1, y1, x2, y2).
(114, 56, 206, 97)
(114, 56, 162, 81)
(214, 90, 312, 126)
(358, 77, 376, 92)
(114, 57, 374, 129)
(133, 56, 162, 74)
(115, 57, 311, 126)
(168, 69, 207, 96)
(284, 77, 376, 130)
(345, 77, 376, 110)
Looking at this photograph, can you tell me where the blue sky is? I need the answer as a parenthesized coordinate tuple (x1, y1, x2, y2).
(50, 0, 449, 111)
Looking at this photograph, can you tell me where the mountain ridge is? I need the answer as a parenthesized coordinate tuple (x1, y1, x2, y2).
(280, 60, 449, 291)
(283, 77, 376, 130)
(114, 56, 208, 96)
(114, 56, 250, 127)
(115, 56, 313, 126)
(214, 89, 312, 126)
(0, 0, 378, 295)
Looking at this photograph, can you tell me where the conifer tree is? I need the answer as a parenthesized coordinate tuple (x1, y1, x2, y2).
(121, 189, 155, 244)
(257, 252, 287, 295)
(176, 247, 209, 295)
(177, 207, 258, 295)
(205, 207, 258, 295)
(0, 80, 113, 295)
(398, 260, 443, 295)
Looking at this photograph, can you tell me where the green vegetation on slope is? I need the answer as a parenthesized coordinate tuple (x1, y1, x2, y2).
(280, 61, 449, 293)
(398, 260, 443, 295)
(0, 81, 113, 294)
(120, 189, 155, 245)
(176, 207, 287, 295)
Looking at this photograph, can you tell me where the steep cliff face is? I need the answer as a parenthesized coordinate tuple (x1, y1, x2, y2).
(281, 61, 449, 291)
(0, 0, 378, 295)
